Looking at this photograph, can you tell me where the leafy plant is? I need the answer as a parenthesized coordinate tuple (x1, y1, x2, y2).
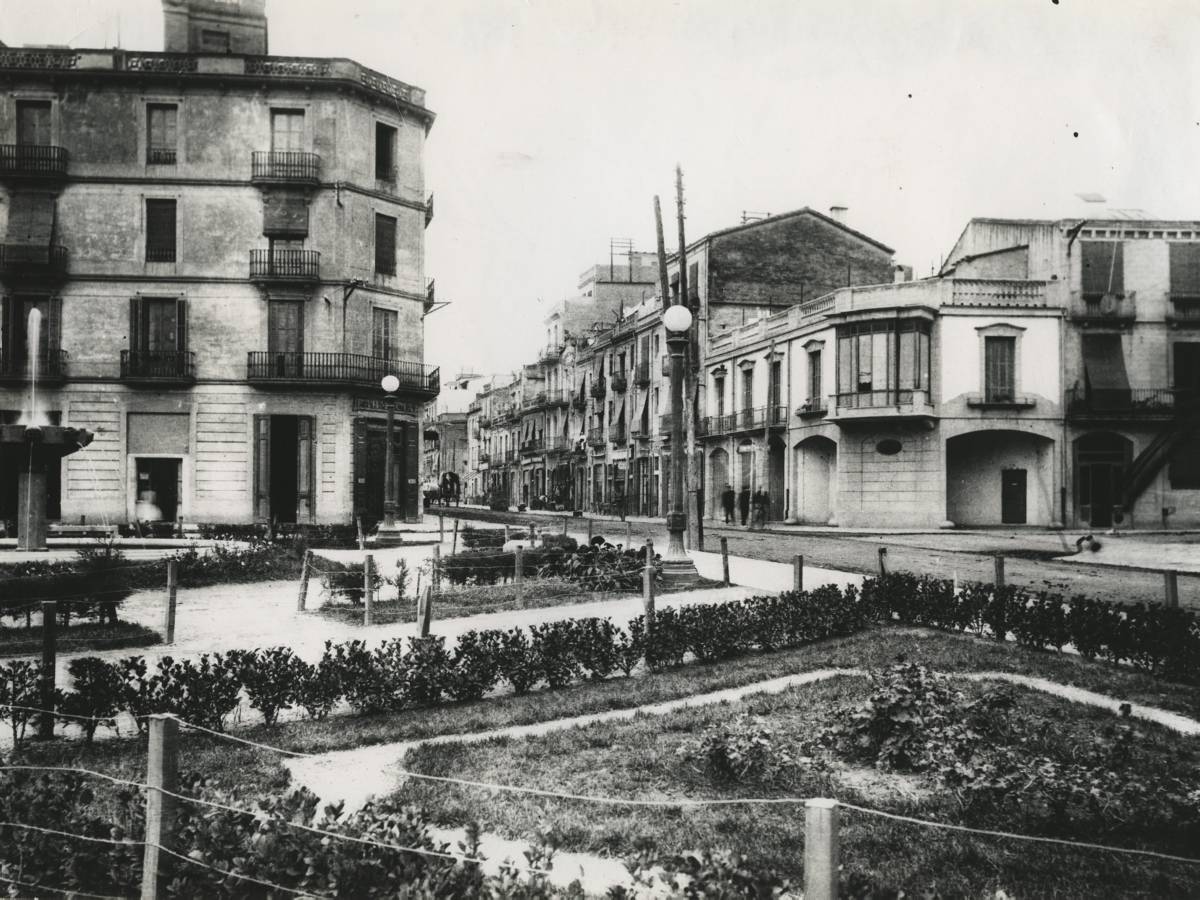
(678, 714, 796, 784)
(59, 657, 124, 742)
(235, 647, 305, 725)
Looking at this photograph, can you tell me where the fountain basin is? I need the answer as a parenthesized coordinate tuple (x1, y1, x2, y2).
(0, 424, 95, 551)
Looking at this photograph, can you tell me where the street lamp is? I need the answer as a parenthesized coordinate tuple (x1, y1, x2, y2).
(380, 374, 400, 528)
(662, 303, 699, 583)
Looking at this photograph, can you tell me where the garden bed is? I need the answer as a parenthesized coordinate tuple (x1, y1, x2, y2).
(396, 668, 1200, 899)
(0, 622, 161, 657)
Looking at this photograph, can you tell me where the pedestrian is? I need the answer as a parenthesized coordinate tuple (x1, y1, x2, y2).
(738, 485, 751, 526)
(721, 483, 735, 524)
(752, 488, 768, 530)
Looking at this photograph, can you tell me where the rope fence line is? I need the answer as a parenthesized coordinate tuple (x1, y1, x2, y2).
(0, 819, 142, 847)
(0, 871, 131, 900)
(150, 844, 327, 898)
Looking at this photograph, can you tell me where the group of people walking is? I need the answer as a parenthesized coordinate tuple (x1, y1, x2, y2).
(720, 483, 769, 529)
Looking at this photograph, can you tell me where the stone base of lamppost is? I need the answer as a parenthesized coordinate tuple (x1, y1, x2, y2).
(661, 511, 700, 585)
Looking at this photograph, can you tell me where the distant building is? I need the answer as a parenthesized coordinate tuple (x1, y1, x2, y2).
(0, 0, 438, 530)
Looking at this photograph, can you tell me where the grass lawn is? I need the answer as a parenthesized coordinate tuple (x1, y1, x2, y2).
(396, 676, 1200, 899)
(312, 576, 727, 628)
(0, 621, 161, 657)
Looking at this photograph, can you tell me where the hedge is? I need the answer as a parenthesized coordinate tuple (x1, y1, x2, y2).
(863, 573, 1200, 684)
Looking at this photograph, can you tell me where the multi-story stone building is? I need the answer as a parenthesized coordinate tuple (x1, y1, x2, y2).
(0, 0, 438, 531)
(700, 213, 1200, 531)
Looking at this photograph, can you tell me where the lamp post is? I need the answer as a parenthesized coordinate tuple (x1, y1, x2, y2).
(662, 303, 699, 583)
(380, 374, 400, 528)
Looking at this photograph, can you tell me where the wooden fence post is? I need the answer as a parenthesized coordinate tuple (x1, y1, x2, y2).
(164, 560, 178, 643)
(438, 514, 445, 541)
(625, 521, 632, 548)
(452, 519, 460, 555)
(720, 537, 730, 586)
(296, 550, 312, 612)
(1164, 570, 1180, 609)
(503, 524, 510, 543)
(644, 537, 654, 565)
(877, 546, 888, 576)
(643, 563, 656, 632)
(803, 798, 840, 900)
(993, 553, 1006, 588)
(39, 600, 56, 740)
(514, 545, 525, 607)
(433, 544, 442, 592)
(140, 714, 179, 900)
(793, 554, 804, 594)
(363, 554, 375, 627)
(419, 586, 433, 637)
(356, 516, 364, 550)
(562, 517, 568, 535)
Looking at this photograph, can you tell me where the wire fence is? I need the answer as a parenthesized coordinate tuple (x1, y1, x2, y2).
(2, 703, 1197, 900)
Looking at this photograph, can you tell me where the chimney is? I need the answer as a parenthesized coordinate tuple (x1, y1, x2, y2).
(893, 264, 914, 284)
(828, 206, 848, 224)
(162, 0, 268, 55)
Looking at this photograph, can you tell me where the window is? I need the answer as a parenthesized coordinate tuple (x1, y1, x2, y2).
(1169, 243, 1200, 298)
(375, 123, 397, 180)
(374, 213, 397, 275)
(808, 349, 822, 402)
(200, 29, 231, 52)
(836, 319, 930, 405)
(769, 359, 782, 410)
(741, 368, 754, 417)
(2, 295, 61, 374)
(145, 199, 177, 262)
(16, 100, 51, 146)
(1081, 241, 1124, 299)
(147, 104, 178, 165)
(688, 262, 699, 303)
(372, 307, 397, 359)
(714, 376, 725, 417)
(984, 336, 1016, 402)
(130, 297, 186, 352)
(270, 109, 305, 153)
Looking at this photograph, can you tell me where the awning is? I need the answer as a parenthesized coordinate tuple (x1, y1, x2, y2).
(637, 392, 649, 430)
(6, 192, 56, 245)
(1082, 334, 1130, 391)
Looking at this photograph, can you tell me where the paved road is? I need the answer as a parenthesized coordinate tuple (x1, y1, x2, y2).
(431, 505, 1200, 610)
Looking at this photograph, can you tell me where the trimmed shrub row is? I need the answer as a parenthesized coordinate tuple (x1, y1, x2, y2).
(3, 585, 867, 745)
(863, 573, 1200, 684)
(441, 539, 652, 592)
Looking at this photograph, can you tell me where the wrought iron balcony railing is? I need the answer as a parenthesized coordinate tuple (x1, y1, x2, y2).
(147, 147, 177, 165)
(633, 361, 651, 386)
(1066, 387, 1196, 420)
(0, 349, 69, 382)
(587, 427, 607, 447)
(247, 352, 439, 397)
(589, 378, 607, 399)
(796, 397, 827, 418)
(611, 373, 628, 393)
(251, 151, 321, 184)
(249, 249, 320, 282)
(0, 144, 68, 178)
(121, 350, 196, 382)
(0, 244, 68, 279)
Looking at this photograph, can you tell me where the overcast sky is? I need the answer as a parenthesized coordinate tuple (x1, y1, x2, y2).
(4, 0, 1199, 383)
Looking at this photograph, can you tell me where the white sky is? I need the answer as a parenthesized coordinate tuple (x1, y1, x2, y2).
(4, 0, 1200, 382)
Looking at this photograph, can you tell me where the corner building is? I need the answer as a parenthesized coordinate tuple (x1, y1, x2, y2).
(0, 0, 438, 529)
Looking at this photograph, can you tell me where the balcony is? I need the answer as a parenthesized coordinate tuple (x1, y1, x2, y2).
(0, 244, 68, 281)
(247, 352, 439, 398)
(546, 389, 570, 407)
(633, 361, 651, 387)
(522, 391, 548, 412)
(521, 438, 545, 456)
(949, 279, 1048, 308)
(611, 373, 628, 393)
(587, 427, 607, 448)
(796, 398, 827, 419)
(503, 450, 517, 464)
(478, 452, 491, 465)
(611, 426, 627, 446)
(120, 350, 196, 384)
(249, 249, 320, 283)
(1066, 387, 1196, 422)
(1069, 293, 1136, 327)
(659, 413, 678, 437)
(1167, 296, 1200, 327)
(589, 378, 607, 400)
(966, 392, 1036, 411)
(0, 144, 69, 180)
(571, 391, 588, 411)
(830, 389, 937, 424)
(250, 151, 321, 185)
(0, 349, 68, 384)
(539, 344, 564, 364)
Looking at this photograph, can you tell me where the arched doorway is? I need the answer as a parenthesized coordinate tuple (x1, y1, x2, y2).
(768, 435, 786, 520)
(1073, 432, 1132, 528)
(946, 430, 1056, 526)
(793, 436, 837, 524)
(709, 447, 729, 518)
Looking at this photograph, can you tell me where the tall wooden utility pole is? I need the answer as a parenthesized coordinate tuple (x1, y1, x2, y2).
(675, 165, 702, 549)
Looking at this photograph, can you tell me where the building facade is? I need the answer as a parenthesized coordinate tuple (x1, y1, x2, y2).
(0, 0, 438, 531)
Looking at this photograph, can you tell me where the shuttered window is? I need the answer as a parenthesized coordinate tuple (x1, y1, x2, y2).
(372, 307, 397, 359)
(16, 101, 51, 146)
(5, 192, 56, 247)
(984, 336, 1015, 402)
(1081, 241, 1124, 298)
(270, 110, 304, 152)
(375, 123, 397, 180)
(129, 297, 187, 352)
(374, 213, 397, 275)
(262, 195, 309, 236)
(808, 350, 822, 402)
(145, 199, 177, 262)
(1169, 243, 1200, 298)
(147, 104, 177, 165)
(2, 296, 62, 372)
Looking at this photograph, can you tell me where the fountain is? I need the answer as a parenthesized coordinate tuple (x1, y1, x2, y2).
(0, 309, 93, 551)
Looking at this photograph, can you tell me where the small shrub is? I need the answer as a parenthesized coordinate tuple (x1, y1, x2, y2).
(236, 647, 305, 726)
(496, 628, 539, 694)
(297, 642, 343, 719)
(529, 621, 582, 689)
(678, 714, 796, 784)
(59, 657, 124, 742)
(446, 630, 502, 702)
(0, 659, 42, 745)
(404, 636, 452, 706)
